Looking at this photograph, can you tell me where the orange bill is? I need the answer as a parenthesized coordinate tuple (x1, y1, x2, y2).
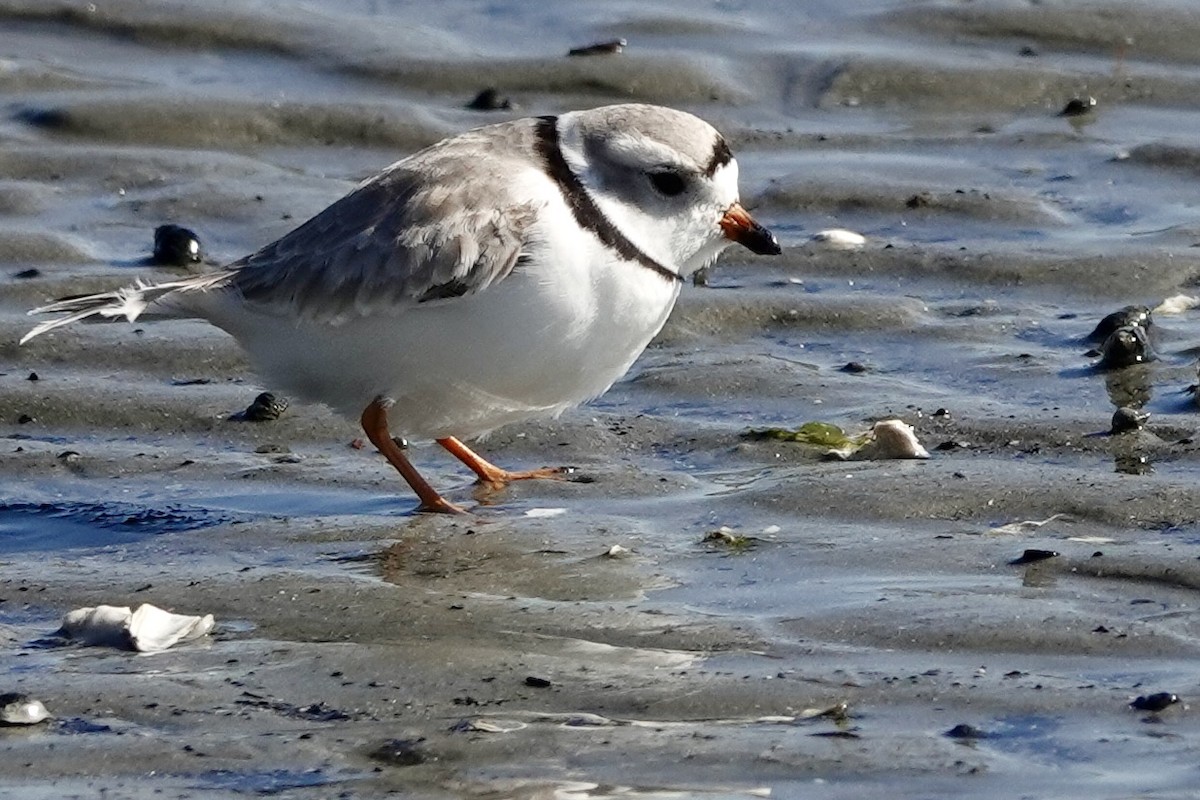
(719, 202, 781, 255)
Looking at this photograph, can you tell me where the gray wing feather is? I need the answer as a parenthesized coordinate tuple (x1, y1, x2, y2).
(228, 128, 543, 323)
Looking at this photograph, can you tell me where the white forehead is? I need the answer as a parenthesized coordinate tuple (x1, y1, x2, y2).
(711, 159, 740, 202)
(597, 130, 701, 170)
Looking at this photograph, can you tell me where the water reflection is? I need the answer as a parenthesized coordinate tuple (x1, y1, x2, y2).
(1104, 364, 1153, 409)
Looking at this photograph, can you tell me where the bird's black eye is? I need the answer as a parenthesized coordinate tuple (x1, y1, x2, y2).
(649, 170, 687, 197)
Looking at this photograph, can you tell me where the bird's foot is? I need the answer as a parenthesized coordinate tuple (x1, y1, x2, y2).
(485, 465, 588, 486)
(414, 496, 469, 514)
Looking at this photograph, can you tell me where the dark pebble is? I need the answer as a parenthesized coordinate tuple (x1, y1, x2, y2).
(1130, 692, 1179, 712)
(16, 414, 34, 424)
(1097, 325, 1153, 369)
(465, 88, 513, 111)
(1110, 406, 1149, 434)
(1059, 96, 1097, 117)
(26, 372, 38, 381)
(1087, 305, 1152, 343)
(1114, 454, 1152, 475)
(524, 676, 552, 688)
(1018, 45, 1038, 57)
(945, 723, 987, 739)
(1010, 549, 1059, 565)
(152, 224, 203, 267)
(239, 392, 288, 422)
(568, 38, 627, 56)
(368, 737, 430, 767)
(905, 192, 932, 209)
(934, 440, 969, 451)
(840, 361, 869, 374)
(13, 268, 41, 279)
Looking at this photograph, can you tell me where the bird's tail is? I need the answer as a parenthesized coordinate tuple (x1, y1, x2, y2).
(20, 273, 231, 345)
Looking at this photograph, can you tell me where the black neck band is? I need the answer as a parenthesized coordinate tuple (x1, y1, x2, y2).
(533, 116, 683, 285)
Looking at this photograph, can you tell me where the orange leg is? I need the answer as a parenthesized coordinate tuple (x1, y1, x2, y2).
(436, 436, 574, 488)
(361, 399, 464, 514)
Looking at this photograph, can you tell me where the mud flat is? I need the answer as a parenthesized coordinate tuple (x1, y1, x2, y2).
(3, 1, 1200, 797)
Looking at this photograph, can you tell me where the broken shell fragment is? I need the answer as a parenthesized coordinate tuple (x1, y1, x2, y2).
(845, 419, 930, 460)
(1152, 294, 1199, 315)
(0, 693, 50, 725)
(810, 229, 866, 251)
(60, 603, 215, 653)
(450, 717, 527, 733)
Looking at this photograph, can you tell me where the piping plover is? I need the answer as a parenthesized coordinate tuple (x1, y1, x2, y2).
(23, 103, 780, 513)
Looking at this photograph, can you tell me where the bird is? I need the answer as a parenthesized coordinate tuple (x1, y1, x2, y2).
(22, 103, 781, 513)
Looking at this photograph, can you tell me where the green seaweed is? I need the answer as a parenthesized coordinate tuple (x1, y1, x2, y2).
(743, 421, 866, 448)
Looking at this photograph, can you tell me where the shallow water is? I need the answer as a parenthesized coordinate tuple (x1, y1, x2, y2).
(3, 0, 1200, 797)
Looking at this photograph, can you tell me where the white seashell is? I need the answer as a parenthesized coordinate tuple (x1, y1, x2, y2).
(844, 419, 929, 460)
(987, 513, 1069, 536)
(603, 544, 631, 558)
(60, 603, 214, 652)
(60, 605, 134, 648)
(451, 717, 527, 733)
(0, 693, 50, 725)
(810, 229, 866, 250)
(1153, 294, 1199, 315)
(524, 507, 567, 518)
(126, 604, 215, 653)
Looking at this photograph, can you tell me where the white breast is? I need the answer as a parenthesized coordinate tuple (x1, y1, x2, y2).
(218, 185, 682, 441)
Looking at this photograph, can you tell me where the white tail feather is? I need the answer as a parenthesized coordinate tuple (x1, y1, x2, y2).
(20, 273, 231, 345)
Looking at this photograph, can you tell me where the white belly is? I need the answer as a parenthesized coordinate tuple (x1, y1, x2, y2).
(217, 238, 680, 440)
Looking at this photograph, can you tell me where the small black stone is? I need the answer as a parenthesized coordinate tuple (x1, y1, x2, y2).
(1009, 549, 1059, 565)
(1110, 406, 1149, 434)
(524, 676, 552, 688)
(905, 192, 932, 209)
(239, 392, 288, 422)
(13, 268, 41, 279)
(945, 723, 987, 739)
(840, 361, 869, 374)
(1087, 305, 1152, 343)
(1097, 325, 1153, 370)
(1130, 692, 1179, 712)
(568, 38, 627, 56)
(1060, 96, 1097, 117)
(368, 737, 430, 767)
(465, 88, 513, 111)
(16, 414, 34, 424)
(152, 224, 203, 266)
(26, 372, 38, 381)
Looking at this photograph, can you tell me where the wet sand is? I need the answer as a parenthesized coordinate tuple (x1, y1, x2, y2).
(4, 1, 1200, 797)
